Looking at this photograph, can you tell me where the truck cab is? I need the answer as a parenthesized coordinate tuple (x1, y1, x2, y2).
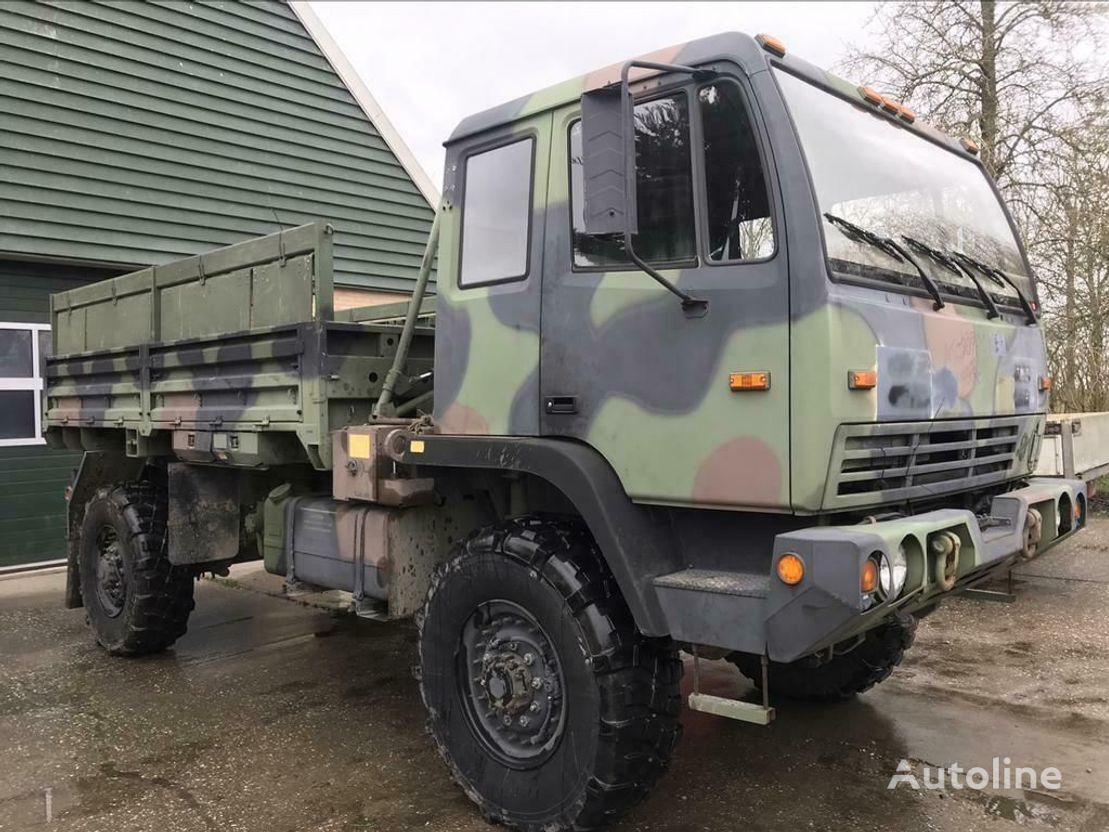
(419, 31, 1084, 658)
(435, 32, 1046, 514)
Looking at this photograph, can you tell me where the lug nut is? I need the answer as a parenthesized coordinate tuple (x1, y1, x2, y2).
(502, 715, 512, 726)
(529, 702, 540, 713)
(524, 653, 535, 665)
(508, 642, 518, 652)
(531, 677, 542, 690)
(518, 716, 530, 727)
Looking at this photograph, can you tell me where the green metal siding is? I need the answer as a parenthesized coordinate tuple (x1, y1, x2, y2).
(0, 260, 119, 567)
(0, 0, 434, 291)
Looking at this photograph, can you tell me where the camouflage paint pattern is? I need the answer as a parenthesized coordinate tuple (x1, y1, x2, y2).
(45, 33, 1053, 518)
(44, 224, 434, 470)
(432, 31, 1047, 514)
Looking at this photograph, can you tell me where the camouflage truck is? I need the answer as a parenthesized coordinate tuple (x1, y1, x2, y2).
(45, 32, 1088, 831)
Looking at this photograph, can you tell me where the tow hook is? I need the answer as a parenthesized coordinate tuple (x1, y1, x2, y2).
(930, 531, 961, 591)
(1021, 507, 1043, 560)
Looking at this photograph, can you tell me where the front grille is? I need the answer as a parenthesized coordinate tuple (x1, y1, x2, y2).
(824, 416, 1033, 509)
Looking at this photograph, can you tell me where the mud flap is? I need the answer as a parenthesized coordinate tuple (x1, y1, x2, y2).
(167, 463, 240, 565)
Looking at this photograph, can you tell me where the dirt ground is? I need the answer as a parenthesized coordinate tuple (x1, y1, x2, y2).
(2, 521, 1109, 832)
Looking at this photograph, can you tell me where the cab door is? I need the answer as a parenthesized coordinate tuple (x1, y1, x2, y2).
(433, 113, 551, 437)
(539, 72, 791, 510)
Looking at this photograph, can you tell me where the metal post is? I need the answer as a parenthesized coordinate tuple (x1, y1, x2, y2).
(1061, 419, 1076, 480)
(374, 209, 441, 418)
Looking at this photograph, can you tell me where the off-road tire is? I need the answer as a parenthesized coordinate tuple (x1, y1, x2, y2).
(417, 516, 682, 832)
(78, 481, 195, 655)
(731, 610, 917, 702)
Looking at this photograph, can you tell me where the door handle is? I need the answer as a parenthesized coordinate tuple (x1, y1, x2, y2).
(545, 396, 578, 415)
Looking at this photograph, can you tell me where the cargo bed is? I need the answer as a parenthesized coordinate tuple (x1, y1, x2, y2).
(1035, 412, 1109, 484)
(43, 224, 434, 470)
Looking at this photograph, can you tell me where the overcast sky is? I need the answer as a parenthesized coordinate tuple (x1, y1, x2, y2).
(308, 1, 875, 189)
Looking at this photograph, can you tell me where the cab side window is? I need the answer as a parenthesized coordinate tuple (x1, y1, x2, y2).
(459, 138, 534, 287)
(570, 94, 696, 269)
(699, 81, 774, 262)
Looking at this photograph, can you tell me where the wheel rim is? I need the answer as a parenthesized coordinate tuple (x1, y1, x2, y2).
(457, 600, 567, 769)
(94, 525, 126, 618)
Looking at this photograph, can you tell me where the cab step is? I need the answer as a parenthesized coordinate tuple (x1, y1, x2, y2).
(687, 692, 775, 724)
(687, 650, 775, 725)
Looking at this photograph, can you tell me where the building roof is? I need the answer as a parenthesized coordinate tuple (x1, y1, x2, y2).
(288, 1, 439, 207)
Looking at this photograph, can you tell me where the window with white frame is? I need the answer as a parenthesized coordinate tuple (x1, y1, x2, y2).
(0, 323, 50, 447)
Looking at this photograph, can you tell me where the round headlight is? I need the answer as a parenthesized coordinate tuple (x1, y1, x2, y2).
(877, 545, 909, 600)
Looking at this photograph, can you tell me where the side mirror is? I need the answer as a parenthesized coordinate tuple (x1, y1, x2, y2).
(580, 86, 637, 236)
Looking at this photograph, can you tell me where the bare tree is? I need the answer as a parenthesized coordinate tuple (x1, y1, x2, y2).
(842, 1, 1101, 184)
(843, 1, 1109, 410)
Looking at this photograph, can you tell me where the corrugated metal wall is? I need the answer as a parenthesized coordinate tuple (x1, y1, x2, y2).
(0, 0, 434, 292)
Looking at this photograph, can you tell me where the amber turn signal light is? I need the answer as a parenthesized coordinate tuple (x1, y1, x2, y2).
(861, 558, 879, 594)
(1039, 376, 1053, 391)
(962, 137, 980, 155)
(730, 371, 771, 391)
(756, 33, 786, 57)
(848, 369, 877, 390)
(777, 553, 805, 585)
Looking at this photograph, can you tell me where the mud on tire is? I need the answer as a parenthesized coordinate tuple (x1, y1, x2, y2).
(731, 610, 917, 702)
(417, 516, 683, 832)
(78, 480, 195, 656)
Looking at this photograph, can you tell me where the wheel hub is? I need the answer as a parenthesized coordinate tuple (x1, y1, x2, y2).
(460, 601, 566, 767)
(94, 526, 126, 618)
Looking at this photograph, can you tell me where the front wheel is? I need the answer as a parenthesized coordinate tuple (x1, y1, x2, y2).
(730, 610, 917, 702)
(78, 481, 195, 655)
(418, 516, 682, 832)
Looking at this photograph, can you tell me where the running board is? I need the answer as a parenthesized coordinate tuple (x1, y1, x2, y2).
(688, 692, 775, 725)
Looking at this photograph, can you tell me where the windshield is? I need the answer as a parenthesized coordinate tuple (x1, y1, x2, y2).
(774, 69, 1034, 308)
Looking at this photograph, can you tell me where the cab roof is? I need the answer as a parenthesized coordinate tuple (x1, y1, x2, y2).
(445, 30, 974, 162)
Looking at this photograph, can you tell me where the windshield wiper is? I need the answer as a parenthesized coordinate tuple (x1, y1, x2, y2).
(951, 251, 1037, 325)
(824, 213, 945, 310)
(902, 235, 1000, 320)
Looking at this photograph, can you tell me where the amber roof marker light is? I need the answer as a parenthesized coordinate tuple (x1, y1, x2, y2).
(756, 33, 787, 57)
(858, 85, 884, 106)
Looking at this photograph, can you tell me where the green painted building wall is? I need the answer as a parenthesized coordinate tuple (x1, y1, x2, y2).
(0, 0, 436, 565)
(0, 0, 434, 290)
(0, 261, 120, 568)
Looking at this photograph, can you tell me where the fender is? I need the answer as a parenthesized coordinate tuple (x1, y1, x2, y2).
(396, 435, 681, 635)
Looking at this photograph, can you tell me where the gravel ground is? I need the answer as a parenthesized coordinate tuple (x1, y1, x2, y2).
(2, 521, 1108, 832)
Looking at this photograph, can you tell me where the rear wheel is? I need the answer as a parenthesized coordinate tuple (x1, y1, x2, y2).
(731, 610, 917, 702)
(418, 516, 682, 831)
(78, 481, 195, 655)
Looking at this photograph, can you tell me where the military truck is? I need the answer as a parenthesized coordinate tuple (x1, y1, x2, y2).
(45, 32, 1087, 831)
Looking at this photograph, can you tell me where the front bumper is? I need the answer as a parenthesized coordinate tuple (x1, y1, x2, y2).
(655, 478, 1087, 662)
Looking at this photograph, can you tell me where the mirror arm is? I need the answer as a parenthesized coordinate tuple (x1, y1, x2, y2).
(617, 60, 713, 317)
